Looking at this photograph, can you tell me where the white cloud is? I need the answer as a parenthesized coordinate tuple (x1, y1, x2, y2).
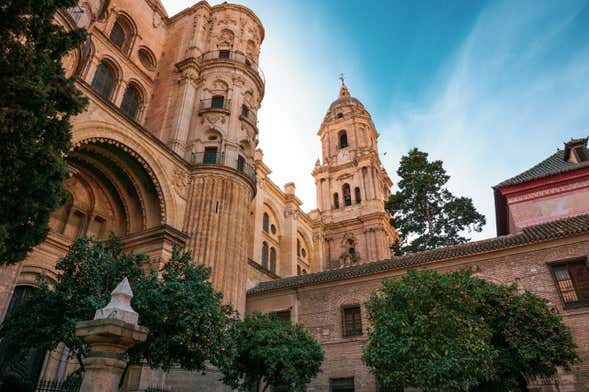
(378, 0, 589, 239)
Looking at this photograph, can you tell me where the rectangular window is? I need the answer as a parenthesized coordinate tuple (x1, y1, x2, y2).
(219, 49, 230, 59)
(330, 377, 354, 392)
(271, 309, 291, 323)
(211, 95, 225, 109)
(551, 259, 589, 308)
(342, 305, 362, 337)
(203, 147, 218, 164)
(237, 155, 245, 172)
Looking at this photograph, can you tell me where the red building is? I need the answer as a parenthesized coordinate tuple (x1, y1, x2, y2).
(495, 137, 589, 235)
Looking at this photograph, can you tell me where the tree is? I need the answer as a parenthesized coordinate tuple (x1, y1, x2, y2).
(0, 237, 234, 377)
(363, 269, 578, 391)
(0, 0, 87, 264)
(221, 312, 324, 392)
(386, 148, 485, 255)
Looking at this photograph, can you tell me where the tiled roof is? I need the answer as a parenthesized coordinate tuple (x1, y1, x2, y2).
(247, 214, 589, 296)
(495, 149, 589, 188)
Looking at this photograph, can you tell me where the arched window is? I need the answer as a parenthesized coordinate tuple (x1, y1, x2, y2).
(297, 265, 301, 275)
(109, 15, 134, 52)
(120, 83, 142, 120)
(261, 241, 268, 268)
(339, 130, 348, 148)
(262, 212, 269, 232)
(297, 239, 301, 257)
(269, 247, 276, 273)
(91, 61, 116, 99)
(347, 239, 356, 256)
(333, 193, 340, 209)
(343, 183, 352, 206)
(355, 186, 362, 203)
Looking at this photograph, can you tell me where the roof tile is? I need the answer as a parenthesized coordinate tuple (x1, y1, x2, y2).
(247, 213, 589, 295)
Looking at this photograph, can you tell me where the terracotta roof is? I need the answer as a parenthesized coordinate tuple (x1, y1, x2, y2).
(495, 147, 589, 188)
(247, 213, 589, 296)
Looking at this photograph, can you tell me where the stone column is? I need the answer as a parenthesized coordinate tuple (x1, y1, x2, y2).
(75, 278, 148, 392)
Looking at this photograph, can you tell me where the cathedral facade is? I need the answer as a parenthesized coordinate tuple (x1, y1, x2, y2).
(0, 0, 397, 388)
(1, 1, 589, 391)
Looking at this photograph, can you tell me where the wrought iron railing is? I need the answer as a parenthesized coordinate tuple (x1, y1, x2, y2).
(191, 151, 256, 185)
(198, 50, 265, 84)
(240, 105, 258, 124)
(199, 98, 231, 111)
(36, 377, 82, 392)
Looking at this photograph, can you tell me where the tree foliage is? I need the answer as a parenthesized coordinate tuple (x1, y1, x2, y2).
(386, 148, 485, 255)
(0, 0, 87, 264)
(363, 270, 578, 391)
(0, 237, 234, 373)
(221, 312, 324, 392)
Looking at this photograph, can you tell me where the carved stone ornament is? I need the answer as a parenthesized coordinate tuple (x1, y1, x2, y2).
(233, 75, 246, 87)
(173, 167, 189, 198)
(94, 277, 139, 324)
(284, 206, 300, 220)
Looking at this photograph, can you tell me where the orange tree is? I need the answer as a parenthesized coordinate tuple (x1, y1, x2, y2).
(363, 269, 577, 391)
(221, 312, 324, 392)
(0, 237, 235, 379)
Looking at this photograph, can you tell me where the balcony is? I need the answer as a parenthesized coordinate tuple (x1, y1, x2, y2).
(191, 151, 256, 186)
(198, 50, 265, 85)
(199, 97, 231, 114)
(239, 105, 258, 127)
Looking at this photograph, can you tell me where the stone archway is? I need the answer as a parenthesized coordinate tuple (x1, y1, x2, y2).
(50, 138, 165, 240)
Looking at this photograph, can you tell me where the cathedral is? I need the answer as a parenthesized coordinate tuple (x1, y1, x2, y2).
(0, 1, 588, 391)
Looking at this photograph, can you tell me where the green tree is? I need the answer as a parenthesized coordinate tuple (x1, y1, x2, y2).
(386, 148, 485, 255)
(0, 0, 87, 264)
(0, 237, 234, 375)
(363, 269, 578, 391)
(221, 312, 324, 392)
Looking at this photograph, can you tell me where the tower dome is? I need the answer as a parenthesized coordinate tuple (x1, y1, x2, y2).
(326, 83, 367, 121)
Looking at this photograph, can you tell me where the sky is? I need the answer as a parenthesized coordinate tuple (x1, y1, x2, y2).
(162, 0, 589, 240)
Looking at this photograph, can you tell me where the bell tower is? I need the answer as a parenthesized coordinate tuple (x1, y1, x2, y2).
(312, 82, 398, 270)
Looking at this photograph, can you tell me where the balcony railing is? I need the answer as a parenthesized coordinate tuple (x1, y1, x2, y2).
(240, 105, 258, 125)
(199, 98, 231, 111)
(198, 50, 265, 84)
(191, 151, 256, 185)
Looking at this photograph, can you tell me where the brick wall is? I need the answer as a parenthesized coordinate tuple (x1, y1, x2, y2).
(247, 236, 589, 392)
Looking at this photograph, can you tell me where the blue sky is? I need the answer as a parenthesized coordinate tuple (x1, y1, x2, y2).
(162, 0, 589, 239)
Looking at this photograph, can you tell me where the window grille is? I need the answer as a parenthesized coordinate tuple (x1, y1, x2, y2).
(342, 305, 362, 337)
(551, 259, 589, 307)
(211, 95, 225, 109)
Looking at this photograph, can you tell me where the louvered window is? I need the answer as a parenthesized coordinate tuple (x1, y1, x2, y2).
(551, 259, 589, 308)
